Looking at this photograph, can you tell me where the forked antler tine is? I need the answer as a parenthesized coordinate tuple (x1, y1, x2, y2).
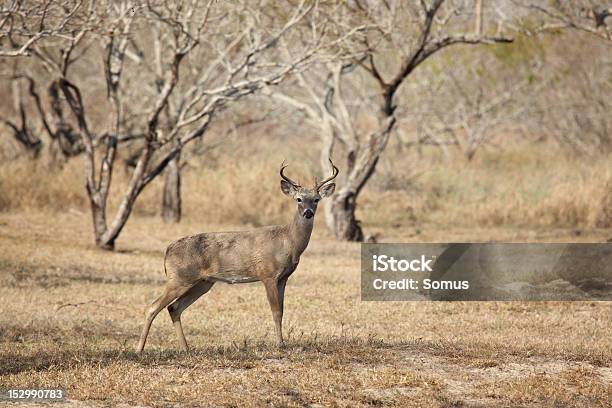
(315, 158, 339, 192)
(280, 161, 300, 187)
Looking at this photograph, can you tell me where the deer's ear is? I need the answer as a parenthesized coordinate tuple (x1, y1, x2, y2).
(319, 183, 335, 198)
(280, 180, 297, 197)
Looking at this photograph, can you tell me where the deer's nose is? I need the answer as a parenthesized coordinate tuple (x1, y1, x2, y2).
(303, 209, 314, 219)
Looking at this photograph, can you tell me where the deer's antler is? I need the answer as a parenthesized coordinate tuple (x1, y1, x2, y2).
(280, 161, 301, 188)
(315, 158, 339, 192)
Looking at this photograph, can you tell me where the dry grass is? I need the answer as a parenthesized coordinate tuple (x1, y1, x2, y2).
(0, 211, 610, 407)
(2, 142, 612, 231)
(1, 139, 611, 406)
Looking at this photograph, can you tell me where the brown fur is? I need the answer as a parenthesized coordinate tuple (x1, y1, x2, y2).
(164, 218, 312, 285)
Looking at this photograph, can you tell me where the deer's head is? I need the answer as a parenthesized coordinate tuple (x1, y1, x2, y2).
(280, 159, 339, 220)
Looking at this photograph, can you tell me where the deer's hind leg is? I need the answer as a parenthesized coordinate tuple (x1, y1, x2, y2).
(136, 284, 190, 353)
(167, 279, 215, 351)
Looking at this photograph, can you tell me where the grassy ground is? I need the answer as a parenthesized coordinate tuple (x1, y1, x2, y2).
(0, 211, 611, 407)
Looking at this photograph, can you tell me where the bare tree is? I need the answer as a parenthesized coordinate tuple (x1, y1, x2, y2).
(4, 0, 342, 249)
(2, 75, 42, 158)
(0, 1, 83, 57)
(511, 0, 612, 153)
(402, 55, 545, 160)
(0, 1, 92, 161)
(145, 2, 366, 225)
(0, 2, 118, 183)
(535, 44, 612, 155)
(517, 0, 612, 41)
(271, 0, 513, 241)
(161, 148, 181, 223)
(0, 73, 86, 162)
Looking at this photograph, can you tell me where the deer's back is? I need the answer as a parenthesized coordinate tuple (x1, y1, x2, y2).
(164, 226, 293, 284)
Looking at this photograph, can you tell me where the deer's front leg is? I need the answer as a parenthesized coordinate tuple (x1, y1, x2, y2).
(263, 277, 287, 345)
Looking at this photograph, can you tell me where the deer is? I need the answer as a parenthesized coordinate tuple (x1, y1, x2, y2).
(136, 160, 339, 353)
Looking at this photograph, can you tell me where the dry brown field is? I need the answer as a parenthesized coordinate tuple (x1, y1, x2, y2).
(1, 211, 610, 407)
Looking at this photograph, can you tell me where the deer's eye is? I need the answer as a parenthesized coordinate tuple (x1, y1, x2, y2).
(297, 198, 302, 202)
(314, 199, 320, 203)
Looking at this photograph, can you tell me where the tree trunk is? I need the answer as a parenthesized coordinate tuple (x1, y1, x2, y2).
(323, 117, 396, 242)
(319, 122, 364, 242)
(89, 194, 111, 249)
(161, 152, 181, 223)
(475, 0, 483, 35)
(327, 189, 363, 241)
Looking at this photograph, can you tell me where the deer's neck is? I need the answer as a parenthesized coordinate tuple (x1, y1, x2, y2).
(288, 212, 314, 260)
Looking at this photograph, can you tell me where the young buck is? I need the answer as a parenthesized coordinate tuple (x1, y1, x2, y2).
(136, 160, 339, 353)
